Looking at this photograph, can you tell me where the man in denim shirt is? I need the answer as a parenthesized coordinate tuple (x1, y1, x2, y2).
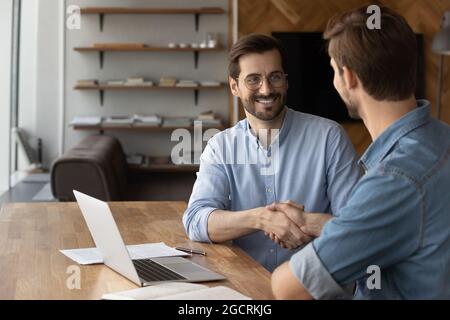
(271, 6, 450, 299)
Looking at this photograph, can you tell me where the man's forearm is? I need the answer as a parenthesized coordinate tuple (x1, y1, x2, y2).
(302, 213, 333, 237)
(207, 208, 263, 243)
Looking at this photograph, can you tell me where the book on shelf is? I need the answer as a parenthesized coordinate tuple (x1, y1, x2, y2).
(133, 114, 162, 127)
(106, 79, 126, 86)
(93, 43, 147, 49)
(197, 119, 222, 126)
(159, 77, 177, 87)
(125, 77, 145, 86)
(175, 80, 199, 88)
(103, 116, 134, 127)
(70, 116, 102, 127)
(197, 110, 215, 120)
(162, 117, 192, 127)
(126, 153, 145, 166)
(200, 80, 222, 87)
(76, 79, 98, 86)
(195, 110, 222, 126)
(102, 282, 251, 300)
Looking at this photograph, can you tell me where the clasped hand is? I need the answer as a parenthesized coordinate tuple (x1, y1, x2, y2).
(262, 201, 329, 250)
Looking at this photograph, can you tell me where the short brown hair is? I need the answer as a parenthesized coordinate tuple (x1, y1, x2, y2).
(324, 6, 417, 101)
(228, 34, 287, 80)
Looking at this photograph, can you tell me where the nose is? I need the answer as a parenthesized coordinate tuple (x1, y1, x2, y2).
(258, 77, 272, 95)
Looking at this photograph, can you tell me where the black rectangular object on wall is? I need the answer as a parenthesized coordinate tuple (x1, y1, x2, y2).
(272, 32, 425, 122)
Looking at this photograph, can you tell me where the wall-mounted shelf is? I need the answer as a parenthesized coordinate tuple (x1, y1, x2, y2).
(128, 163, 199, 173)
(74, 46, 224, 69)
(80, 7, 226, 31)
(74, 83, 225, 106)
(73, 124, 225, 132)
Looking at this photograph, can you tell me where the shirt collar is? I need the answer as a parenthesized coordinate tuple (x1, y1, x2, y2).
(244, 106, 293, 149)
(358, 99, 431, 171)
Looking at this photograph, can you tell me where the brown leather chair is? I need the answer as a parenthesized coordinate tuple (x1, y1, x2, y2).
(51, 135, 128, 201)
(51, 134, 196, 201)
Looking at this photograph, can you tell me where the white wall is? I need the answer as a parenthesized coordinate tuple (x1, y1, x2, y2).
(0, 0, 13, 191)
(35, 0, 63, 166)
(64, 0, 229, 156)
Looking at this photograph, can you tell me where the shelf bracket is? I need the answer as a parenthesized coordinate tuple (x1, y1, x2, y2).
(194, 51, 199, 69)
(100, 90, 104, 106)
(99, 51, 104, 69)
(194, 89, 199, 106)
(99, 13, 105, 32)
(195, 13, 200, 32)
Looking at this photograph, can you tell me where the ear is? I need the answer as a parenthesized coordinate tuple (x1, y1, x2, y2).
(229, 76, 240, 97)
(342, 66, 358, 90)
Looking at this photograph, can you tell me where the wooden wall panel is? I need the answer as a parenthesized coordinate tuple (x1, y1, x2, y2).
(238, 0, 450, 125)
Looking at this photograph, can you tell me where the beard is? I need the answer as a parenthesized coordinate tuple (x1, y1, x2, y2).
(341, 89, 360, 120)
(242, 92, 287, 121)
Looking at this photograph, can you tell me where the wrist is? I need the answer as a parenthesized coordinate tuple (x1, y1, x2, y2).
(249, 207, 267, 230)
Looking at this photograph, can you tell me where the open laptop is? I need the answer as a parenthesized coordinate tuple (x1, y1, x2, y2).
(73, 190, 225, 286)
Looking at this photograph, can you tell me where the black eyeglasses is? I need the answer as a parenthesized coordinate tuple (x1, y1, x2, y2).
(241, 71, 288, 90)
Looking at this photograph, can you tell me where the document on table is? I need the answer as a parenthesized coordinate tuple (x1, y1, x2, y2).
(60, 242, 189, 265)
(102, 283, 252, 300)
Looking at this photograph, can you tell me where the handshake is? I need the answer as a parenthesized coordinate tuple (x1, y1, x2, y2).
(260, 201, 332, 250)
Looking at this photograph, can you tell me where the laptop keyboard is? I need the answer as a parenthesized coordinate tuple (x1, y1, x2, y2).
(132, 259, 187, 282)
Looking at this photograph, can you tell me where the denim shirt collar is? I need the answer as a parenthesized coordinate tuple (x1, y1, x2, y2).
(244, 106, 293, 149)
(358, 99, 431, 171)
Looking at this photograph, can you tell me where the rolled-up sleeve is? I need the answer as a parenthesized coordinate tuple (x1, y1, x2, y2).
(290, 170, 421, 299)
(289, 242, 354, 300)
(182, 138, 230, 242)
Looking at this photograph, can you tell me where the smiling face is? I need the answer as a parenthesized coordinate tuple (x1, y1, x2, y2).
(229, 49, 287, 121)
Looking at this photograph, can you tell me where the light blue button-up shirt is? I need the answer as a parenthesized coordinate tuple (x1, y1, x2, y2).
(183, 107, 361, 271)
(290, 100, 450, 299)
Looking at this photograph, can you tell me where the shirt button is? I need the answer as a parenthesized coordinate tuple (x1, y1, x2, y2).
(270, 249, 275, 253)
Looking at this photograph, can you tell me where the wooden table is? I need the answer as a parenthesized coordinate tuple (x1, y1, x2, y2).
(0, 201, 273, 300)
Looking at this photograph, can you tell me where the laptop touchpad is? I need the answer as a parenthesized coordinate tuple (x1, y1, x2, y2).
(169, 263, 207, 274)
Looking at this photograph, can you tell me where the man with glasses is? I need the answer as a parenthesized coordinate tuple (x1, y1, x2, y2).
(183, 34, 361, 271)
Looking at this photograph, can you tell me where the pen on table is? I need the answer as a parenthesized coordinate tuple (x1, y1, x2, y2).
(175, 247, 207, 256)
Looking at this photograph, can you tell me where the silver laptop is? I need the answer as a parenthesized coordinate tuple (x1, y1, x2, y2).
(73, 190, 225, 286)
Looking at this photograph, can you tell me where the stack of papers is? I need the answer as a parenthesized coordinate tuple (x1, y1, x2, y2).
(77, 79, 98, 86)
(93, 43, 147, 49)
(103, 116, 134, 127)
(126, 153, 145, 165)
(125, 77, 145, 86)
(195, 110, 222, 126)
(133, 114, 162, 127)
(162, 117, 192, 127)
(197, 118, 222, 126)
(60, 242, 189, 265)
(106, 79, 126, 85)
(70, 116, 102, 127)
(200, 80, 222, 87)
(176, 80, 198, 88)
(159, 77, 177, 87)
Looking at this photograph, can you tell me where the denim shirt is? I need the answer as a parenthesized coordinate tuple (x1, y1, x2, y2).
(290, 100, 450, 299)
(183, 107, 361, 272)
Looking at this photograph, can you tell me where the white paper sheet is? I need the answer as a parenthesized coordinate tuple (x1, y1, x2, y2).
(101, 283, 252, 300)
(60, 242, 189, 265)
